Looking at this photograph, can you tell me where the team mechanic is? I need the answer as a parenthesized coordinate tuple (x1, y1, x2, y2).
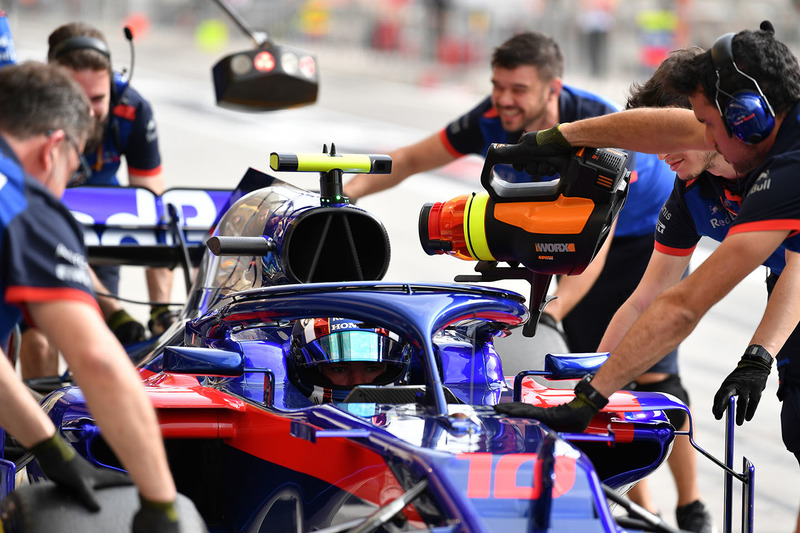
(48, 22, 175, 337)
(17, 22, 178, 380)
(492, 23, 800, 532)
(593, 46, 799, 528)
(0, 61, 178, 532)
(343, 32, 711, 530)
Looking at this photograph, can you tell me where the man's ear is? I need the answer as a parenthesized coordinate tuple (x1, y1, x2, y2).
(39, 130, 64, 176)
(37, 130, 65, 183)
(549, 78, 563, 99)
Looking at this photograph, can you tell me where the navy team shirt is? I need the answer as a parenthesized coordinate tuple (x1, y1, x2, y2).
(656, 100, 800, 275)
(440, 85, 674, 238)
(0, 135, 97, 345)
(85, 75, 161, 186)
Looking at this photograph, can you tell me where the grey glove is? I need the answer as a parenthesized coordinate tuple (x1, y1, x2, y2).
(107, 309, 146, 345)
(132, 495, 180, 533)
(31, 432, 132, 512)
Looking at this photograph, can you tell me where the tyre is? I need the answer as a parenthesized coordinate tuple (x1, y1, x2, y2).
(0, 482, 206, 532)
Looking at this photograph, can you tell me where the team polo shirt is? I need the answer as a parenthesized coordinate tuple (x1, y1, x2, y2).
(0, 135, 97, 344)
(653, 100, 800, 276)
(440, 85, 673, 238)
(85, 76, 161, 186)
(728, 101, 800, 254)
(655, 171, 787, 274)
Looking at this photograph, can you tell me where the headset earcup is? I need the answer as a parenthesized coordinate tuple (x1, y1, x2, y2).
(724, 91, 775, 144)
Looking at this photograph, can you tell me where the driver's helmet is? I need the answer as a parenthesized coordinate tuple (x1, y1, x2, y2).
(287, 317, 411, 404)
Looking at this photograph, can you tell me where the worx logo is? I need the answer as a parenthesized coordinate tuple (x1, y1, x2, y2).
(535, 242, 576, 253)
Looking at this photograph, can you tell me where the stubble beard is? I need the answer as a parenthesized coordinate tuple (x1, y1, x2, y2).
(83, 115, 106, 155)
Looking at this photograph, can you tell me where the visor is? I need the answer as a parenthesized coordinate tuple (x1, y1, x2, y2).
(298, 330, 404, 366)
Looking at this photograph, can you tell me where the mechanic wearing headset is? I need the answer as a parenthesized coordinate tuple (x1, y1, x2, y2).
(0, 62, 178, 532)
(47, 22, 177, 337)
(599, 47, 787, 529)
(18, 22, 177, 380)
(343, 31, 711, 531)
(493, 23, 800, 533)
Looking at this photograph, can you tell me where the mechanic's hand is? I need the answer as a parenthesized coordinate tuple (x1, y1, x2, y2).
(494, 376, 608, 432)
(132, 495, 180, 533)
(149, 305, 179, 337)
(31, 433, 132, 512)
(713, 345, 773, 425)
(107, 309, 146, 345)
(511, 125, 573, 176)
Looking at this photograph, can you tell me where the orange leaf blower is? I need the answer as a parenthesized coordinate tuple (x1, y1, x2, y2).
(419, 143, 630, 276)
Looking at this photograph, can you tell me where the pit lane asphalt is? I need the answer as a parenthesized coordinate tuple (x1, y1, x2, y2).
(8, 11, 798, 531)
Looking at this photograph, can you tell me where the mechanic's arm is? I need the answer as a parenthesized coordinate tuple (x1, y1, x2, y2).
(596, 250, 691, 352)
(711, 249, 800, 424)
(747, 249, 800, 354)
(29, 299, 176, 504)
(343, 132, 458, 201)
(130, 171, 164, 195)
(558, 108, 709, 154)
(89, 267, 146, 344)
(544, 221, 616, 322)
(591, 229, 790, 398)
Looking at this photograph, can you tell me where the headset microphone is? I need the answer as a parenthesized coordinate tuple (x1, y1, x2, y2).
(117, 26, 135, 103)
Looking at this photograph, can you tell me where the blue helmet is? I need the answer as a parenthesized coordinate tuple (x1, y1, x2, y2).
(287, 317, 411, 403)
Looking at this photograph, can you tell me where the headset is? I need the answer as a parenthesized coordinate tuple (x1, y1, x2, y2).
(710, 30, 775, 144)
(50, 35, 110, 60)
(49, 29, 135, 152)
(49, 28, 134, 106)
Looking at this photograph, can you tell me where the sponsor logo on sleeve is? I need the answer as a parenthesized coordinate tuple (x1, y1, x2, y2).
(54, 243, 91, 288)
(145, 118, 158, 143)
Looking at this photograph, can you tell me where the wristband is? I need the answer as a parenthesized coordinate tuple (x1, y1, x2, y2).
(536, 124, 572, 148)
(574, 374, 608, 410)
(743, 344, 773, 368)
(139, 494, 179, 522)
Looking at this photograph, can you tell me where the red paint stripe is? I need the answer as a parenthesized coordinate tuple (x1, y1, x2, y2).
(146, 383, 404, 506)
(458, 452, 577, 499)
(459, 453, 493, 498)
